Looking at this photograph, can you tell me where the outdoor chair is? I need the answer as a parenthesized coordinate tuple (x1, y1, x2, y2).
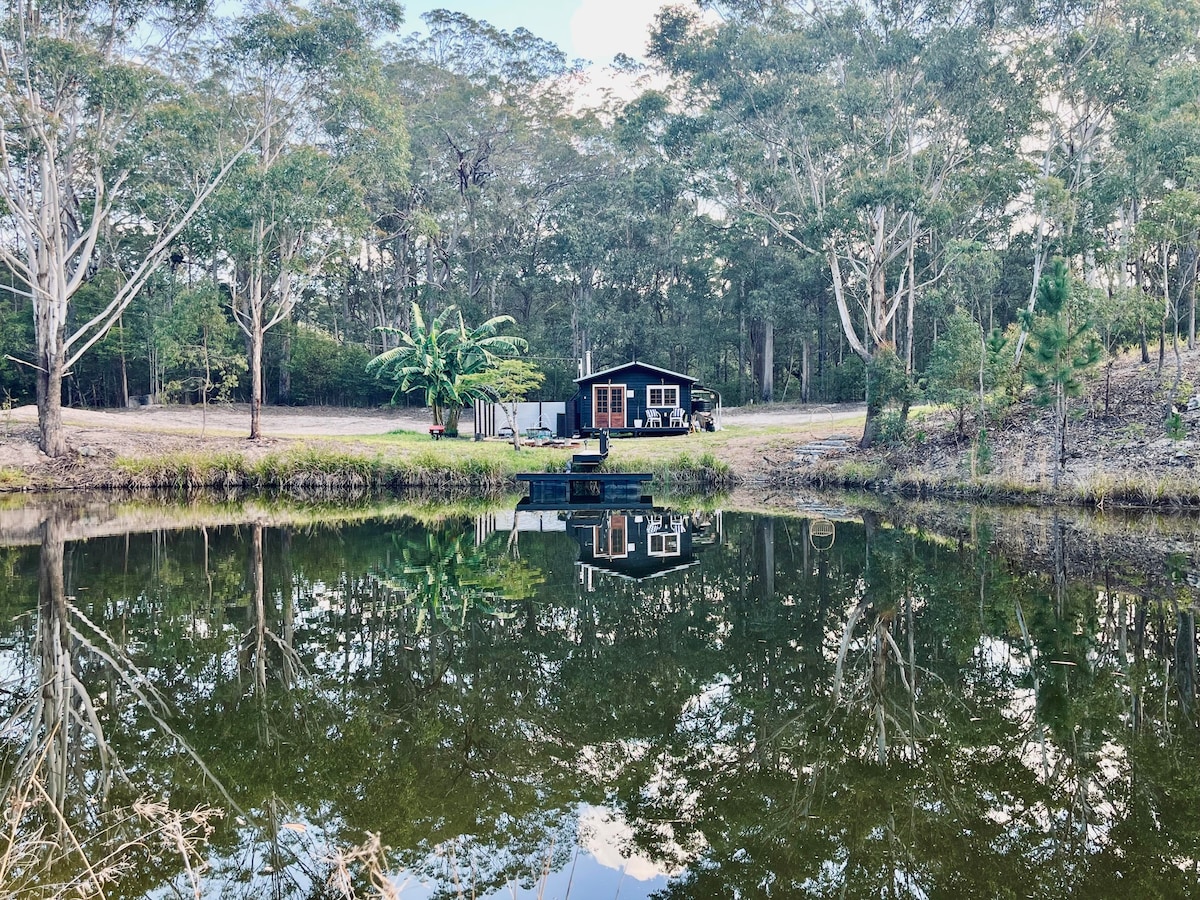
(669, 408, 686, 428)
(645, 409, 662, 428)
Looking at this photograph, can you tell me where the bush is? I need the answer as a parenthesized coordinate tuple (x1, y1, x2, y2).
(973, 429, 993, 475)
(0, 305, 35, 405)
(878, 410, 908, 445)
(820, 355, 866, 402)
(270, 327, 392, 407)
(1167, 411, 1186, 441)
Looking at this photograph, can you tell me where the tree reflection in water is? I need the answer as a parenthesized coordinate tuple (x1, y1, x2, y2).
(0, 504, 1195, 898)
(0, 512, 221, 898)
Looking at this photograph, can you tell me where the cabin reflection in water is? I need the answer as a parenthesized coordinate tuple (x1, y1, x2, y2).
(573, 508, 720, 585)
(479, 506, 721, 585)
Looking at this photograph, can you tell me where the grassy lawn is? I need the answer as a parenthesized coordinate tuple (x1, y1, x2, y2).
(353, 415, 867, 478)
(42, 411, 868, 491)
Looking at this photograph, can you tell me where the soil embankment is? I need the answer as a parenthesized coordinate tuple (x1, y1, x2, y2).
(787, 348, 1200, 508)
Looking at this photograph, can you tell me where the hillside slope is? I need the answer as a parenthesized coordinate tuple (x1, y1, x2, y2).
(847, 346, 1200, 504)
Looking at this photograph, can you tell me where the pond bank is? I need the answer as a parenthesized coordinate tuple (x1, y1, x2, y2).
(0, 431, 738, 493)
(4, 349, 1200, 509)
(4, 429, 1200, 508)
(756, 348, 1200, 510)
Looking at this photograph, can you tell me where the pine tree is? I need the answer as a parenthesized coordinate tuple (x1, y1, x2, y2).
(1021, 260, 1102, 487)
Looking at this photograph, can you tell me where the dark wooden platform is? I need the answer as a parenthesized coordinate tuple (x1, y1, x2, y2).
(580, 426, 689, 438)
(516, 494, 654, 511)
(515, 472, 653, 507)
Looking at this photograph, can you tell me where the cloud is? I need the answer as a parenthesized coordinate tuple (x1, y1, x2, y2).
(570, 0, 672, 63)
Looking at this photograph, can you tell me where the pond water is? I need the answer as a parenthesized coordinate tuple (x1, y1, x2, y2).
(1, 496, 1198, 898)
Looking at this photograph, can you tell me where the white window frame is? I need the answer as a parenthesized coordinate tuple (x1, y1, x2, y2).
(646, 385, 679, 409)
(648, 532, 681, 557)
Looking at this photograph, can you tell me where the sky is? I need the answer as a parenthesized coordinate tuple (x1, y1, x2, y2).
(401, 0, 677, 65)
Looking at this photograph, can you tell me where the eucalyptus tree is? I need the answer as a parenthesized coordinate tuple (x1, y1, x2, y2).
(210, 0, 408, 440)
(0, 0, 260, 455)
(540, 89, 727, 383)
(1134, 62, 1200, 352)
(1134, 188, 1200, 411)
(652, 0, 1033, 446)
(382, 14, 579, 325)
(1013, 0, 1200, 363)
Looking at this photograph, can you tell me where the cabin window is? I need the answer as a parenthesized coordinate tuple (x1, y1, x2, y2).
(646, 385, 679, 408)
(649, 532, 681, 557)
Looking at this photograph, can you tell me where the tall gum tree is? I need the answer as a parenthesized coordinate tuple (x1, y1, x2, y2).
(1013, 0, 1200, 364)
(652, 0, 1033, 446)
(0, 0, 260, 456)
(212, 0, 408, 440)
(383, 12, 578, 329)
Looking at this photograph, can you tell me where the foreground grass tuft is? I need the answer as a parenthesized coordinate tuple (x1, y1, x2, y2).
(1068, 472, 1200, 508)
(644, 451, 735, 487)
(0, 467, 29, 490)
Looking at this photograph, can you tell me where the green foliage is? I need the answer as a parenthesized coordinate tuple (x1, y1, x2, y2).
(973, 428, 993, 475)
(4, 0, 1200, 445)
(1021, 260, 1103, 407)
(481, 359, 544, 404)
(924, 309, 986, 437)
(160, 282, 246, 405)
(1087, 284, 1160, 356)
(865, 346, 916, 419)
(274, 327, 390, 407)
(367, 302, 528, 429)
(0, 301, 34, 404)
(1167, 411, 1186, 440)
(819, 355, 867, 403)
(1021, 259, 1103, 482)
(483, 359, 545, 450)
(878, 410, 908, 446)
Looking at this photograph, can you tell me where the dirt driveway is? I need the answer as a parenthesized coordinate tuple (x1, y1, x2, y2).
(5, 401, 863, 438)
(5, 403, 430, 437)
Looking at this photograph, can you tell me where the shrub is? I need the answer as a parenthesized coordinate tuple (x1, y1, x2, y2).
(878, 410, 908, 446)
(972, 429, 993, 475)
(1167, 411, 1186, 441)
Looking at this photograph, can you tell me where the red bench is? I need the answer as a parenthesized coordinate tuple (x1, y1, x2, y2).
(428, 425, 445, 440)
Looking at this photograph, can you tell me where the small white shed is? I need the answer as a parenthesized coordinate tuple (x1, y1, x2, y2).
(472, 400, 567, 438)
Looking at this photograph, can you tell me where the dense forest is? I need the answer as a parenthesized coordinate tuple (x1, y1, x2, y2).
(3, 0, 1199, 452)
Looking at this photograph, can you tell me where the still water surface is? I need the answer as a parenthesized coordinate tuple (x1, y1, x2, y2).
(1, 498, 1198, 898)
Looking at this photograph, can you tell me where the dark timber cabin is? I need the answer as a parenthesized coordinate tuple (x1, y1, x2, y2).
(570, 508, 700, 582)
(570, 361, 713, 437)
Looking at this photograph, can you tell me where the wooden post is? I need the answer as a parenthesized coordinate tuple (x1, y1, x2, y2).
(801, 339, 810, 404)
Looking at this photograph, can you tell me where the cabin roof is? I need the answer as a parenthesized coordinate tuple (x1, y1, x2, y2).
(575, 361, 698, 385)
